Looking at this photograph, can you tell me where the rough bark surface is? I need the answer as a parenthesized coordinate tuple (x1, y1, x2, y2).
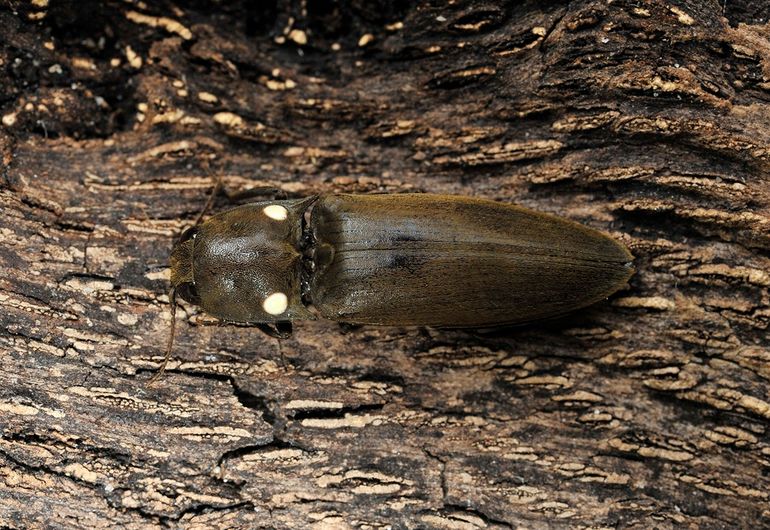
(1, 1, 769, 528)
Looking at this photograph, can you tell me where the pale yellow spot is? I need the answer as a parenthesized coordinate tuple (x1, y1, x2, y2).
(263, 204, 288, 221)
(72, 57, 96, 70)
(125, 46, 142, 69)
(197, 91, 218, 104)
(125, 10, 193, 40)
(288, 29, 307, 45)
(0, 402, 38, 415)
(669, 6, 694, 25)
(117, 313, 138, 326)
(2, 113, 17, 127)
(263, 292, 288, 315)
(358, 34, 374, 47)
(213, 111, 243, 127)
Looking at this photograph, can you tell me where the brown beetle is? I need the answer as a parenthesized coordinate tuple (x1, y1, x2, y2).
(155, 194, 633, 380)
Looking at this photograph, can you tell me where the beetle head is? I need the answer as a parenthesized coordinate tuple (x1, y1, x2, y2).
(169, 225, 199, 303)
(169, 202, 314, 323)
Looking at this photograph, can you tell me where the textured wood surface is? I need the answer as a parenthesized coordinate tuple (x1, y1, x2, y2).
(1, 1, 769, 528)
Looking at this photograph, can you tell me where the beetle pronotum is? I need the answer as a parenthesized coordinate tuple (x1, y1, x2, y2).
(154, 193, 633, 381)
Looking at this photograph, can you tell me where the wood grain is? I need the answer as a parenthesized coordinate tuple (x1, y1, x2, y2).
(1, 1, 768, 528)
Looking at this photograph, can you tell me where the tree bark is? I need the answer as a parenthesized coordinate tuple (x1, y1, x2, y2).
(1, 0, 769, 528)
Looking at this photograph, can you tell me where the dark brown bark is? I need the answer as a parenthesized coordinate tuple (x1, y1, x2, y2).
(1, 0, 769, 528)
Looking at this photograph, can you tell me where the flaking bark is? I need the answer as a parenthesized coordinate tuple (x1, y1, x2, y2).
(1, 1, 769, 528)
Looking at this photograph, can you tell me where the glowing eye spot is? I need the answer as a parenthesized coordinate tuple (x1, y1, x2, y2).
(263, 292, 288, 315)
(263, 204, 288, 221)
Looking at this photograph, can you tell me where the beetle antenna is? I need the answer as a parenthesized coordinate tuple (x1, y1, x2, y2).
(194, 160, 222, 227)
(151, 161, 221, 385)
(153, 162, 216, 386)
(147, 287, 177, 386)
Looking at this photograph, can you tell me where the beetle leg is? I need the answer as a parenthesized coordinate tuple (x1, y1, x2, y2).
(338, 322, 362, 334)
(275, 321, 293, 337)
(255, 322, 293, 339)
